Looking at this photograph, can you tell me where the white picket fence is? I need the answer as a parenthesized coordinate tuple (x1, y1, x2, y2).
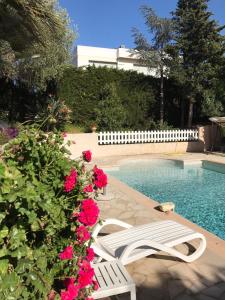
(98, 129, 199, 145)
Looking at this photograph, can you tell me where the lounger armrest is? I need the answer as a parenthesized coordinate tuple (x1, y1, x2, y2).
(120, 239, 163, 264)
(120, 234, 207, 265)
(92, 218, 133, 238)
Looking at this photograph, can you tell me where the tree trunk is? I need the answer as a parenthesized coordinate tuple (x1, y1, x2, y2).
(180, 97, 185, 128)
(187, 96, 194, 128)
(159, 68, 164, 125)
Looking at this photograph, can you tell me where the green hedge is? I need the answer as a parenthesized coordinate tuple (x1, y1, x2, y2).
(58, 66, 161, 131)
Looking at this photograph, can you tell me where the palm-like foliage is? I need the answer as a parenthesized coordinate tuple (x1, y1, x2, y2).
(132, 5, 174, 125)
(0, 0, 63, 54)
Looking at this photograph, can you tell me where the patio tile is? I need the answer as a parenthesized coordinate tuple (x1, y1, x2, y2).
(195, 295, 217, 300)
(118, 211, 135, 219)
(219, 292, 225, 300)
(168, 279, 190, 299)
(168, 263, 200, 281)
(201, 286, 224, 298)
(174, 294, 196, 300)
(215, 282, 225, 293)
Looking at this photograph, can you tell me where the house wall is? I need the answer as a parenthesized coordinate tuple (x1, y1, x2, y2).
(73, 45, 156, 76)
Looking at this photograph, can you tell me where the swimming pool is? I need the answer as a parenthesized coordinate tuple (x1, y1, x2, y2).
(107, 159, 225, 240)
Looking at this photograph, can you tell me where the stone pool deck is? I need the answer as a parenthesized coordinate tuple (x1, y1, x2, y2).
(93, 153, 225, 300)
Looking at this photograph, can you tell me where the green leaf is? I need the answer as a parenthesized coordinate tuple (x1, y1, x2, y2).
(36, 256, 47, 272)
(0, 259, 9, 274)
(15, 259, 32, 274)
(0, 213, 6, 224)
(1, 272, 20, 291)
(0, 247, 7, 258)
(0, 226, 9, 239)
(9, 227, 26, 249)
(28, 271, 37, 281)
(10, 246, 27, 259)
(0, 163, 5, 177)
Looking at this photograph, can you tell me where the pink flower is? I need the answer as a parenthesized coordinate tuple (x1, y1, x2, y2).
(67, 284, 79, 299)
(76, 226, 91, 243)
(83, 184, 93, 193)
(64, 278, 75, 289)
(64, 168, 77, 192)
(78, 260, 95, 288)
(82, 150, 92, 162)
(60, 285, 79, 300)
(86, 247, 95, 262)
(92, 279, 99, 291)
(62, 132, 67, 138)
(60, 290, 71, 300)
(59, 245, 73, 260)
(78, 199, 99, 226)
(93, 166, 107, 189)
(61, 278, 80, 300)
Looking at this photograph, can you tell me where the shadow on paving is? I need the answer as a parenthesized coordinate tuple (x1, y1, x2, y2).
(100, 257, 225, 300)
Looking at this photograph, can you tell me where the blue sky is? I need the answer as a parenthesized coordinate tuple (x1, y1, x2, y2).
(59, 0, 225, 49)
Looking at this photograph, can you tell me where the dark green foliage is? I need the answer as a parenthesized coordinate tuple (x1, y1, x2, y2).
(58, 66, 159, 131)
(173, 0, 225, 126)
(96, 83, 126, 131)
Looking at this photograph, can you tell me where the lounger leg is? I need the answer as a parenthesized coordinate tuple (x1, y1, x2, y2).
(130, 286, 136, 300)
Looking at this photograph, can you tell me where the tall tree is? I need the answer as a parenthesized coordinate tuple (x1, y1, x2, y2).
(0, 0, 74, 83)
(0, 0, 64, 55)
(132, 5, 174, 125)
(0, 0, 75, 121)
(173, 0, 225, 127)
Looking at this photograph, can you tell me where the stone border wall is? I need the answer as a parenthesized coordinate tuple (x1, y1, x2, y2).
(66, 126, 213, 158)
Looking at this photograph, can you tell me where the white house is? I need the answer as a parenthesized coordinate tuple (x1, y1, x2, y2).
(73, 45, 157, 76)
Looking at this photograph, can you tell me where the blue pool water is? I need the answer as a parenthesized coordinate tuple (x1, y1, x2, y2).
(107, 160, 225, 240)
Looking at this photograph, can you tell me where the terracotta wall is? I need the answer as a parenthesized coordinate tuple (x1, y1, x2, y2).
(65, 126, 212, 158)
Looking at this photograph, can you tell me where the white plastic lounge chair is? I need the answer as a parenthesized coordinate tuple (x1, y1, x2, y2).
(92, 260, 136, 300)
(92, 219, 206, 265)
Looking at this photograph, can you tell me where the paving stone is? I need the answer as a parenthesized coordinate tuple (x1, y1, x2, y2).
(187, 281, 207, 294)
(169, 263, 200, 281)
(133, 257, 169, 275)
(202, 286, 224, 298)
(215, 282, 225, 293)
(219, 291, 225, 300)
(143, 273, 170, 288)
(137, 284, 171, 300)
(119, 211, 135, 219)
(174, 294, 196, 300)
(195, 295, 216, 300)
(189, 264, 220, 286)
(131, 272, 146, 285)
(168, 279, 189, 299)
(174, 243, 190, 256)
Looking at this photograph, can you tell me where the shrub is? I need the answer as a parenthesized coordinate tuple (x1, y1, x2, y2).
(96, 83, 126, 131)
(0, 126, 107, 299)
(35, 97, 72, 131)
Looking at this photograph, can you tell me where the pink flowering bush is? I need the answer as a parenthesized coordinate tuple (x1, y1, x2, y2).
(78, 199, 100, 226)
(76, 226, 91, 243)
(93, 166, 108, 189)
(64, 168, 78, 192)
(82, 150, 92, 162)
(0, 126, 108, 300)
